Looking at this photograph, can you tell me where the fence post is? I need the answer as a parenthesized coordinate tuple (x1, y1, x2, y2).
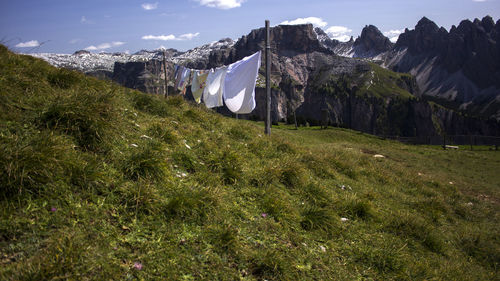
(264, 20, 271, 136)
(163, 51, 168, 98)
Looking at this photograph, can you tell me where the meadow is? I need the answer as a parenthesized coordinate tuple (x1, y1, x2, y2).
(1, 44, 498, 280)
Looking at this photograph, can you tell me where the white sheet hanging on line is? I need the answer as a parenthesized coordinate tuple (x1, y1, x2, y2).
(223, 51, 261, 114)
(191, 70, 209, 104)
(203, 66, 228, 108)
(177, 67, 191, 94)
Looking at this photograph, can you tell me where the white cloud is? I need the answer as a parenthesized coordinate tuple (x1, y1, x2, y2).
(141, 32, 200, 41)
(141, 2, 158, 10)
(69, 38, 82, 44)
(325, 26, 353, 42)
(195, 0, 245, 10)
(383, 29, 404, 43)
(15, 40, 40, 48)
(85, 41, 125, 51)
(142, 35, 176, 41)
(81, 16, 94, 24)
(472, 0, 487, 2)
(281, 17, 328, 28)
(178, 32, 200, 40)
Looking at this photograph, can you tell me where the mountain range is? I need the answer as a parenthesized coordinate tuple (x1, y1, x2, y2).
(30, 16, 500, 138)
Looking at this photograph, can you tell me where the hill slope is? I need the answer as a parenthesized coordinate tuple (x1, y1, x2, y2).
(1, 45, 499, 280)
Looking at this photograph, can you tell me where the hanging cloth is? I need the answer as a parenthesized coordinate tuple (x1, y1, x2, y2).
(177, 66, 191, 92)
(191, 70, 209, 103)
(223, 51, 261, 114)
(203, 66, 228, 108)
(177, 67, 192, 94)
(174, 65, 184, 89)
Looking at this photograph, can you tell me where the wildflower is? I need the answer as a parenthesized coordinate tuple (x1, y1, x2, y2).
(341, 217, 349, 222)
(261, 213, 267, 218)
(133, 262, 143, 270)
(319, 245, 326, 252)
(50, 207, 57, 212)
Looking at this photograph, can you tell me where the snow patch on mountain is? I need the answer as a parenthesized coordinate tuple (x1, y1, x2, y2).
(29, 38, 235, 73)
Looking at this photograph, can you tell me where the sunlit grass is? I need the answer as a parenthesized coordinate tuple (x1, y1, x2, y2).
(1, 44, 499, 280)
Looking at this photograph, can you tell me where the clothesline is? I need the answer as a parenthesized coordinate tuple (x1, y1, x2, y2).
(172, 51, 261, 115)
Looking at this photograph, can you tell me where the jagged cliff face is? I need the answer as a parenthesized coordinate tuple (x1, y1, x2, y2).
(319, 16, 500, 121)
(389, 16, 500, 118)
(317, 25, 393, 59)
(32, 20, 500, 137)
(211, 24, 497, 136)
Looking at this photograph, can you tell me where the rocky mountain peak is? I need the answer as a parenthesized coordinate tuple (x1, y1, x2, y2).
(232, 24, 331, 61)
(314, 27, 340, 50)
(415, 17, 439, 32)
(73, 50, 91, 56)
(354, 24, 393, 53)
(481, 16, 495, 32)
(395, 16, 447, 53)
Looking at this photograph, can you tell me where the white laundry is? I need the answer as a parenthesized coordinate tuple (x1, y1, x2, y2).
(191, 70, 208, 104)
(177, 67, 191, 94)
(202, 66, 228, 108)
(223, 51, 261, 114)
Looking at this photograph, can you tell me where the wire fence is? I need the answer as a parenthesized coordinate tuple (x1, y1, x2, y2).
(381, 135, 500, 150)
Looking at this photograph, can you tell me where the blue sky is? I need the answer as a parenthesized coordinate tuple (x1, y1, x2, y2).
(1, 0, 499, 54)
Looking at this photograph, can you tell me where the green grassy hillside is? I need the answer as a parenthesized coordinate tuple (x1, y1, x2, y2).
(1, 45, 499, 280)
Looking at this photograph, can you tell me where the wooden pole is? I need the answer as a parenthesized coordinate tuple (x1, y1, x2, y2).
(163, 51, 168, 97)
(265, 20, 271, 136)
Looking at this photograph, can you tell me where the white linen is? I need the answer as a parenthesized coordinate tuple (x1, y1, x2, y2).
(202, 66, 227, 108)
(223, 51, 261, 114)
(191, 70, 208, 104)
